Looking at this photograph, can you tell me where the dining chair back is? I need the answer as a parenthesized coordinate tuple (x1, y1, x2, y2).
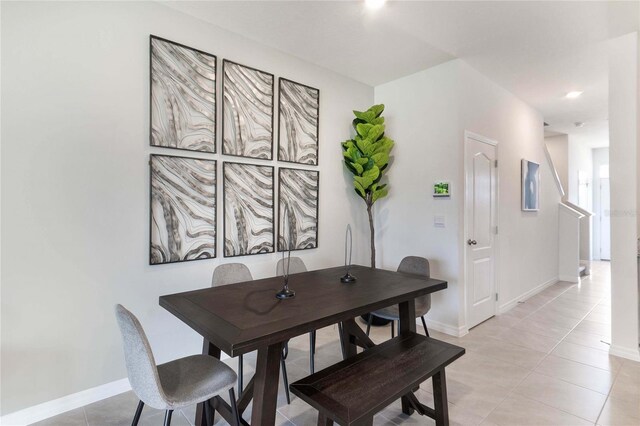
(366, 256, 432, 338)
(115, 304, 166, 409)
(212, 263, 253, 287)
(115, 304, 240, 426)
(276, 256, 308, 276)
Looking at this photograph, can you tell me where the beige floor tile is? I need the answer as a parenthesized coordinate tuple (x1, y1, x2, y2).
(473, 337, 547, 370)
(551, 341, 623, 371)
(563, 329, 612, 351)
(511, 317, 573, 340)
(31, 408, 88, 426)
(536, 303, 591, 320)
(437, 375, 511, 419)
(584, 310, 610, 325)
(597, 396, 640, 426)
(523, 311, 582, 329)
(618, 359, 640, 380)
(513, 372, 607, 422)
(534, 354, 615, 394)
(447, 352, 529, 390)
(492, 327, 562, 353)
(483, 393, 593, 426)
(608, 373, 640, 404)
(573, 319, 611, 336)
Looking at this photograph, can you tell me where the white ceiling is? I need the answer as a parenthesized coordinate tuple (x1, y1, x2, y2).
(165, 1, 640, 140)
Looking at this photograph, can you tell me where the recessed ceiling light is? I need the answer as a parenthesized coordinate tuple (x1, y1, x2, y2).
(574, 122, 585, 128)
(365, 0, 386, 10)
(565, 91, 583, 99)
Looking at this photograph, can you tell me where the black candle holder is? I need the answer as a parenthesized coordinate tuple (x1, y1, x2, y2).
(340, 224, 357, 283)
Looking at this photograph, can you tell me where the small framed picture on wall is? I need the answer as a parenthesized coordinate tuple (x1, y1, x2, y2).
(433, 181, 451, 198)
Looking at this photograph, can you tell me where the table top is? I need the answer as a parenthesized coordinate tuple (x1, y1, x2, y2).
(159, 265, 447, 356)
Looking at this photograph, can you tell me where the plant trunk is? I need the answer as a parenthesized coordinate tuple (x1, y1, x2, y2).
(367, 200, 375, 268)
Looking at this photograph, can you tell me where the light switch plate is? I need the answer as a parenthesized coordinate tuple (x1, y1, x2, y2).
(434, 215, 445, 228)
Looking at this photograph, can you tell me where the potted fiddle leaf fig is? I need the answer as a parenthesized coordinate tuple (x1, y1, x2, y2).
(341, 104, 394, 268)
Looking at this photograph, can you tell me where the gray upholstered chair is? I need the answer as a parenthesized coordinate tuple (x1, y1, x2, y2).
(212, 263, 291, 404)
(366, 256, 432, 338)
(115, 304, 239, 426)
(276, 257, 319, 373)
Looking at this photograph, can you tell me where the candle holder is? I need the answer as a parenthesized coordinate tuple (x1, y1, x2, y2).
(277, 208, 296, 299)
(341, 224, 357, 283)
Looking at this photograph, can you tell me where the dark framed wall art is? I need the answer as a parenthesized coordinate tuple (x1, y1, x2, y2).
(150, 154, 217, 265)
(222, 60, 274, 159)
(223, 162, 275, 257)
(278, 78, 320, 165)
(278, 167, 319, 251)
(150, 35, 217, 153)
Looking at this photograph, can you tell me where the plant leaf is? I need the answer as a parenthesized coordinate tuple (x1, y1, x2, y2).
(372, 187, 389, 203)
(350, 162, 364, 175)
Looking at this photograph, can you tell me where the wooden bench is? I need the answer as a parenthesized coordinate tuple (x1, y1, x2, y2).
(289, 332, 465, 426)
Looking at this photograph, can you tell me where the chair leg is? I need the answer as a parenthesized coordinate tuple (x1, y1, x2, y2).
(131, 400, 144, 426)
(229, 388, 241, 426)
(366, 314, 372, 336)
(309, 331, 316, 374)
(391, 320, 395, 338)
(421, 315, 430, 336)
(203, 398, 213, 426)
(238, 354, 243, 393)
(163, 410, 173, 426)
(281, 355, 291, 404)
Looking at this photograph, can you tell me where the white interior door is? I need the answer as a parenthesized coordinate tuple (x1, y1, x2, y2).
(600, 177, 611, 260)
(465, 133, 498, 328)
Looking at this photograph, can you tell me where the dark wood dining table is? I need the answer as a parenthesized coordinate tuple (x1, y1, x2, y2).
(159, 264, 447, 426)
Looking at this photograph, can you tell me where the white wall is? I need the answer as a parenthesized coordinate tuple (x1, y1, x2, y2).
(567, 136, 593, 210)
(608, 32, 640, 361)
(592, 148, 610, 260)
(545, 135, 569, 197)
(374, 59, 560, 333)
(0, 1, 373, 415)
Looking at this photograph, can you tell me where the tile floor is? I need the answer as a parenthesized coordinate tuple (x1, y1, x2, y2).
(34, 262, 640, 425)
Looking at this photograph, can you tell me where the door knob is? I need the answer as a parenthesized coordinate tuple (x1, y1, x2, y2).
(467, 239, 477, 245)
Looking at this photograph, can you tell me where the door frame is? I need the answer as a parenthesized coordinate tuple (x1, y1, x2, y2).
(463, 131, 500, 331)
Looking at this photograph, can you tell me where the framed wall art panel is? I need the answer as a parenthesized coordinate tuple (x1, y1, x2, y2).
(222, 60, 274, 159)
(150, 35, 217, 153)
(223, 162, 275, 257)
(278, 167, 319, 251)
(150, 154, 216, 264)
(278, 78, 319, 165)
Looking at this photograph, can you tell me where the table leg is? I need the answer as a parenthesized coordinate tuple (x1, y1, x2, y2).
(339, 320, 358, 358)
(432, 369, 449, 426)
(251, 342, 284, 426)
(399, 300, 417, 415)
(196, 340, 221, 426)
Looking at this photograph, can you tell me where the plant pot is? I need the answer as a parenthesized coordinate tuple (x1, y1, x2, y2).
(361, 313, 391, 326)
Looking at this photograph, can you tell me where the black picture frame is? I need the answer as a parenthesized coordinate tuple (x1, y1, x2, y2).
(277, 77, 320, 166)
(222, 161, 275, 257)
(277, 167, 320, 252)
(150, 35, 217, 153)
(149, 153, 217, 265)
(222, 59, 275, 160)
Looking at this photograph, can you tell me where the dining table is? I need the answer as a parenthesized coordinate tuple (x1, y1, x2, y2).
(159, 264, 448, 426)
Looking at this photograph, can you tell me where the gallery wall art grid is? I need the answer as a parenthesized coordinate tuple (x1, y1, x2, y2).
(278, 78, 320, 165)
(222, 60, 274, 159)
(148, 35, 322, 262)
(223, 162, 275, 257)
(278, 167, 319, 251)
(150, 154, 217, 265)
(150, 35, 217, 153)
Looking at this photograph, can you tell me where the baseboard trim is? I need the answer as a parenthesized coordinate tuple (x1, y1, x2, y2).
(558, 274, 580, 283)
(419, 318, 468, 337)
(0, 378, 131, 426)
(609, 344, 640, 362)
(499, 276, 560, 314)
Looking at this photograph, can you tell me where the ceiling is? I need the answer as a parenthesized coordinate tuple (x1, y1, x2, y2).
(165, 1, 640, 141)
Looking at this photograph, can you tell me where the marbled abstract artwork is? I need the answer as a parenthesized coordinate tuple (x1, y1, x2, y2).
(223, 162, 274, 257)
(150, 155, 216, 264)
(150, 36, 216, 152)
(223, 60, 274, 159)
(278, 168, 319, 251)
(278, 78, 319, 165)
